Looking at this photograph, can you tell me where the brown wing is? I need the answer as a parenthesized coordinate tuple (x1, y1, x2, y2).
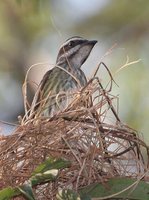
(29, 69, 53, 118)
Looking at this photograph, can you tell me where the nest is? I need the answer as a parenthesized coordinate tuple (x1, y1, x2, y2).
(0, 62, 149, 199)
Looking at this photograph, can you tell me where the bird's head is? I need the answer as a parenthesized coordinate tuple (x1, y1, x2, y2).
(56, 36, 97, 68)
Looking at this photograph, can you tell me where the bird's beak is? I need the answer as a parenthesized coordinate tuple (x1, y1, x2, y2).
(87, 40, 98, 46)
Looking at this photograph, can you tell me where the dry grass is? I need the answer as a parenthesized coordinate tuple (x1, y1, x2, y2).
(0, 61, 149, 199)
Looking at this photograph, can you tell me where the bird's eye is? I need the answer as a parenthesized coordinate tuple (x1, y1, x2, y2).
(68, 41, 75, 47)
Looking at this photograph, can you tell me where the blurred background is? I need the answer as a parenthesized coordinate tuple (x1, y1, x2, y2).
(0, 0, 149, 140)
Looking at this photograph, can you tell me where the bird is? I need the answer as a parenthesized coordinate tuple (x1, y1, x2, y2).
(29, 36, 97, 118)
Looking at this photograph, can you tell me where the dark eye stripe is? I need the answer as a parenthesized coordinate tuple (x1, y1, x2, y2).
(63, 40, 85, 50)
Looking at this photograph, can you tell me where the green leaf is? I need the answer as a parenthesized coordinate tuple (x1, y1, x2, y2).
(30, 169, 58, 185)
(0, 158, 71, 199)
(32, 157, 71, 175)
(79, 178, 149, 200)
(0, 157, 71, 200)
(30, 157, 71, 185)
(0, 187, 20, 200)
(18, 181, 35, 200)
